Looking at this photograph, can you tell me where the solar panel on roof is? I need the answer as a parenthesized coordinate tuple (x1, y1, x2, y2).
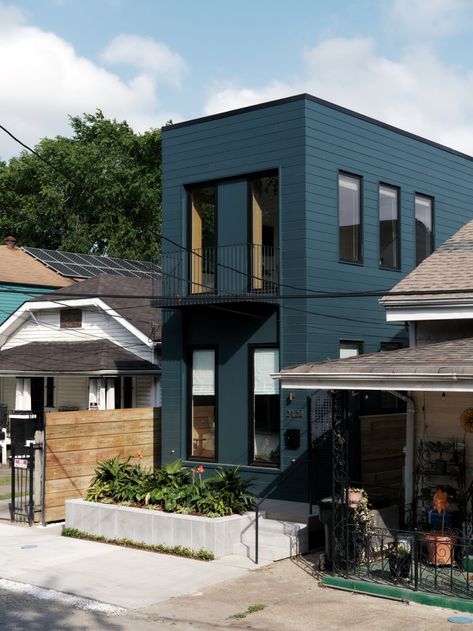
(22, 247, 160, 280)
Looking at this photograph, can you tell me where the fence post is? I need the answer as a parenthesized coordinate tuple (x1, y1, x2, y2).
(413, 529, 419, 591)
(28, 444, 34, 526)
(9, 444, 15, 521)
(255, 504, 259, 565)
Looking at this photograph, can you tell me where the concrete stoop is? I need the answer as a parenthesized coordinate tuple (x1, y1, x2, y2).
(236, 512, 308, 562)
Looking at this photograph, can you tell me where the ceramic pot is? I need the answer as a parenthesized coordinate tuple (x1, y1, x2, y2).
(424, 533, 454, 566)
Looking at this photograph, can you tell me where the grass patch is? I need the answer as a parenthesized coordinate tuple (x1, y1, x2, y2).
(0, 477, 10, 485)
(230, 603, 266, 619)
(0, 492, 11, 500)
(62, 527, 215, 561)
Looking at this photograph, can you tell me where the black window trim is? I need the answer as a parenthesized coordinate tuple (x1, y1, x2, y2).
(248, 343, 280, 468)
(378, 181, 401, 271)
(187, 345, 218, 463)
(338, 170, 363, 265)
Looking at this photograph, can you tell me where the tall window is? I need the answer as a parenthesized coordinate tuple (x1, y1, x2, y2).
(252, 348, 280, 466)
(379, 184, 400, 269)
(415, 194, 434, 266)
(190, 349, 216, 460)
(250, 174, 278, 291)
(190, 186, 216, 294)
(339, 173, 362, 263)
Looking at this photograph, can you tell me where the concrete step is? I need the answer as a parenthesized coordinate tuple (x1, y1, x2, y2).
(236, 514, 308, 562)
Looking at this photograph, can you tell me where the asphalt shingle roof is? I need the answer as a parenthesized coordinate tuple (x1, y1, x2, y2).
(280, 337, 473, 377)
(381, 219, 473, 306)
(32, 274, 161, 341)
(0, 340, 159, 374)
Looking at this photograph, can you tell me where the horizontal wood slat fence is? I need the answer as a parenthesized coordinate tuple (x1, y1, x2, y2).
(44, 407, 161, 522)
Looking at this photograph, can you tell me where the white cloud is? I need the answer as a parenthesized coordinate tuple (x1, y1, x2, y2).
(389, 0, 472, 37)
(0, 4, 183, 160)
(203, 35, 473, 156)
(101, 34, 188, 87)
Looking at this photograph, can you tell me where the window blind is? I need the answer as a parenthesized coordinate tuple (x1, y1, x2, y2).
(254, 348, 279, 395)
(192, 350, 215, 396)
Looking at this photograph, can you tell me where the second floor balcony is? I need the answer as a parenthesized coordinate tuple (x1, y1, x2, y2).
(156, 243, 279, 306)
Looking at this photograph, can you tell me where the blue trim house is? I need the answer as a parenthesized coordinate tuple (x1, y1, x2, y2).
(158, 93, 473, 504)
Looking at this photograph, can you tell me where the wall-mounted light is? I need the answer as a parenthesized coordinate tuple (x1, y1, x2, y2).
(287, 392, 296, 402)
(442, 392, 446, 399)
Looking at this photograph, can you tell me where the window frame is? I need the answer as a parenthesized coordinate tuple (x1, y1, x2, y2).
(60, 308, 82, 329)
(248, 344, 280, 468)
(339, 340, 364, 359)
(338, 171, 363, 264)
(187, 346, 218, 463)
(187, 184, 218, 295)
(378, 182, 401, 271)
(415, 193, 435, 266)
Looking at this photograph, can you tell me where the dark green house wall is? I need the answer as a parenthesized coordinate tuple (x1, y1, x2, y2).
(161, 94, 473, 499)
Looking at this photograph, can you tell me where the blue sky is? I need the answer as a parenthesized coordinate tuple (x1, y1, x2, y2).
(2, 0, 473, 158)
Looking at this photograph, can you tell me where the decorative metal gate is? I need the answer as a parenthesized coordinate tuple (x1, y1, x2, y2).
(310, 390, 335, 503)
(330, 391, 350, 575)
(10, 444, 35, 526)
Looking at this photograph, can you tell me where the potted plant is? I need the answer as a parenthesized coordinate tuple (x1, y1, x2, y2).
(348, 487, 363, 508)
(388, 540, 411, 580)
(424, 485, 455, 565)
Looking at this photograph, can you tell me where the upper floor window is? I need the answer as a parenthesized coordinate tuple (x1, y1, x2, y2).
(339, 173, 362, 263)
(190, 185, 216, 294)
(60, 309, 82, 329)
(339, 340, 363, 359)
(415, 194, 434, 266)
(379, 184, 400, 269)
(250, 174, 278, 291)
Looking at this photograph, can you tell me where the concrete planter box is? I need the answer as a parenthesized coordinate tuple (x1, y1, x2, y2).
(65, 499, 250, 558)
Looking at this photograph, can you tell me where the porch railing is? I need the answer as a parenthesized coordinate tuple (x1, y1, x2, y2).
(161, 243, 279, 301)
(332, 522, 473, 600)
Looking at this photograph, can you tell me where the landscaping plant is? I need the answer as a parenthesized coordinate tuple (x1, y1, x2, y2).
(86, 456, 255, 517)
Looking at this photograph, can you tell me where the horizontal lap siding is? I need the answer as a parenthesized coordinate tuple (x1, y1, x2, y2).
(304, 99, 473, 360)
(44, 407, 161, 522)
(162, 101, 307, 470)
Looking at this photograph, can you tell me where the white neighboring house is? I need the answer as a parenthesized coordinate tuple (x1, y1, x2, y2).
(0, 273, 161, 416)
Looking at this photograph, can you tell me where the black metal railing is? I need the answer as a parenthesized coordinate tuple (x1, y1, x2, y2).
(334, 522, 473, 600)
(161, 243, 279, 301)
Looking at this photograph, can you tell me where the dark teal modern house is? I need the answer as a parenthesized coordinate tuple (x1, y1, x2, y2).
(158, 93, 473, 506)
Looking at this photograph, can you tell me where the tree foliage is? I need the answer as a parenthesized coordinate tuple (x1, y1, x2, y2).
(0, 111, 162, 260)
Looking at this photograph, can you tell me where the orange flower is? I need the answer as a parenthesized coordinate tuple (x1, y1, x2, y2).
(135, 450, 143, 461)
(196, 464, 204, 475)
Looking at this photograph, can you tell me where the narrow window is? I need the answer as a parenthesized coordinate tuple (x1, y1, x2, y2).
(339, 173, 362, 263)
(190, 186, 216, 294)
(379, 185, 400, 269)
(45, 377, 55, 408)
(60, 308, 82, 329)
(339, 340, 363, 359)
(252, 348, 280, 466)
(415, 194, 434, 265)
(191, 349, 216, 460)
(250, 175, 279, 291)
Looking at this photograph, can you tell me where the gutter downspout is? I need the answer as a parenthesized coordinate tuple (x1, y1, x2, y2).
(388, 390, 416, 520)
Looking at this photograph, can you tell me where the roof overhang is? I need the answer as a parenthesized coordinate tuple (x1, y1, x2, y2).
(276, 337, 473, 393)
(276, 372, 473, 392)
(386, 303, 473, 322)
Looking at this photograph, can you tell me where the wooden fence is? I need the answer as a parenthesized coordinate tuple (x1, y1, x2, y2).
(44, 407, 161, 522)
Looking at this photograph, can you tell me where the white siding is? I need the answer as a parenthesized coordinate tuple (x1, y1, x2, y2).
(56, 376, 88, 410)
(0, 377, 15, 410)
(135, 376, 153, 407)
(2, 306, 154, 363)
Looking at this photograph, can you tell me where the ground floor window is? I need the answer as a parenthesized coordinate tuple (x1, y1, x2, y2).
(190, 349, 216, 461)
(251, 347, 280, 466)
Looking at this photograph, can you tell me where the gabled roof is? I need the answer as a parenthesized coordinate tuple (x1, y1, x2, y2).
(381, 220, 473, 307)
(32, 273, 161, 342)
(22, 247, 160, 280)
(278, 337, 473, 392)
(0, 340, 159, 375)
(0, 246, 75, 288)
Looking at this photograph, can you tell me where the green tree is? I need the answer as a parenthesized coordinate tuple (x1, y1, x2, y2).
(0, 111, 162, 261)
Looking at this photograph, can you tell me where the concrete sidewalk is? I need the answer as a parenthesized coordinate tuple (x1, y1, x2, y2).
(0, 521, 252, 609)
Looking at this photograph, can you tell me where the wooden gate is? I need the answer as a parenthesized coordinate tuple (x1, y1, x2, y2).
(44, 407, 161, 522)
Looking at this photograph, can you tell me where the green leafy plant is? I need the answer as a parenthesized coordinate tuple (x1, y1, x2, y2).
(86, 457, 255, 518)
(62, 528, 214, 560)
